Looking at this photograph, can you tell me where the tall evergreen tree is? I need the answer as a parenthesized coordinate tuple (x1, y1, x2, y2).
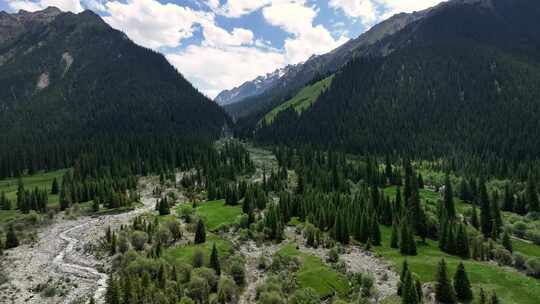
(51, 177, 59, 195)
(194, 220, 206, 244)
(453, 262, 473, 302)
(479, 179, 493, 238)
(443, 175, 456, 220)
(210, 242, 221, 275)
(435, 259, 456, 304)
(391, 221, 399, 249)
(526, 174, 539, 212)
(5, 224, 19, 249)
(502, 230, 513, 252)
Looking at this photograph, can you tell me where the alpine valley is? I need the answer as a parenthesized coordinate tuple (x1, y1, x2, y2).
(1, 1, 540, 304)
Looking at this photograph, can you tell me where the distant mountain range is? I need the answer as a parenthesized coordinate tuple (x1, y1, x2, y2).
(0, 7, 229, 143)
(215, 65, 298, 106)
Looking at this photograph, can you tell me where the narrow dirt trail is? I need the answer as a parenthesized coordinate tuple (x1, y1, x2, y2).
(0, 177, 159, 304)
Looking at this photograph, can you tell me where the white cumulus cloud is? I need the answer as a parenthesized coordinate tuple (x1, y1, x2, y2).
(263, 1, 348, 64)
(7, 0, 84, 13)
(329, 0, 377, 25)
(103, 0, 213, 49)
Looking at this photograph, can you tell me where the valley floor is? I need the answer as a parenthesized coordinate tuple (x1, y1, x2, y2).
(0, 176, 165, 304)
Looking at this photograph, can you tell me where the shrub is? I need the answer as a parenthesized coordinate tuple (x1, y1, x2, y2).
(525, 230, 540, 245)
(230, 260, 246, 286)
(327, 247, 339, 263)
(289, 288, 319, 304)
(513, 221, 528, 238)
(192, 249, 205, 268)
(526, 257, 540, 278)
(514, 252, 527, 270)
(493, 248, 513, 266)
(130, 231, 147, 251)
(193, 267, 219, 292)
(217, 276, 237, 303)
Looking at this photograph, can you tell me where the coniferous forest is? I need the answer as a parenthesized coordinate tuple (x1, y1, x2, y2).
(2, 1, 540, 304)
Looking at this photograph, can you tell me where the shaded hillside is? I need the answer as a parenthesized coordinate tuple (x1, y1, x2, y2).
(253, 0, 540, 161)
(0, 8, 229, 176)
(0, 8, 229, 142)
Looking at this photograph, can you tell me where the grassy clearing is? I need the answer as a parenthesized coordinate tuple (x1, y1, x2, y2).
(262, 75, 334, 125)
(512, 238, 540, 258)
(0, 169, 66, 224)
(278, 243, 349, 298)
(0, 169, 66, 206)
(163, 234, 233, 266)
(195, 200, 242, 230)
(374, 226, 540, 304)
(383, 186, 470, 214)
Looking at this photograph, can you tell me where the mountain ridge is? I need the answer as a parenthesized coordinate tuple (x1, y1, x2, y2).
(0, 7, 229, 142)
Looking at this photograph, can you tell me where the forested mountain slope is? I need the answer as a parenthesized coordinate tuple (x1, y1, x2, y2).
(253, 0, 540, 161)
(0, 7, 228, 141)
(0, 7, 229, 175)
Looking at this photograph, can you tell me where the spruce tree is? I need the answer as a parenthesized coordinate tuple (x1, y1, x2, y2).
(491, 195, 502, 239)
(443, 175, 456, 220)
(5, 225, 19, 249)
(398, 259, 409, 296)
(489, 292, 499, 304)
(471, 205, 480, 230)
(210, 242, 221, 275)
(158, 198, 170, 215)
(51, 178, 59, 194)
(391, 221, 399, 248)
(105, 275, 120, 304)
(456, 224, 470, 259)
(194, 219, 206, 244)
(435, 259, 456, 304)
(479, 179, 492, 238)
(479, 288, 487, 304)
(502, 183, 514, 212)
(453, 262, 473, 302)
(371, 216, 381, 246)
(526, 174, 539, 212)
(501, 230, 513, 252)
(402, 271, 419, 304)
(0, 191, 10, 210)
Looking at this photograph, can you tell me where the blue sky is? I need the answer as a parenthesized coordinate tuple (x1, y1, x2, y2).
(0, 0, 446, 97)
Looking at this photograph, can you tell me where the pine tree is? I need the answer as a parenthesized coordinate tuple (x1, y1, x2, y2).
(398, 259, 409, 296)
(479, 179, 492, 238)
(391, 221, 399, 249)
(502, 183, 514, 212)
(502, 230, 513, 252)
(0, 191, 10, 210)
(443, 175, 456, 220)
(456, 224, 470, 259)
(402, 271, 419, 304)
(194, 219, 206, 244)
(453, 262, 473, 302)
(491, 194, 502, 238)
(526, 174, 539, 212)
(479, 288, 487, 304)
(471, 204, 480, 230)
(489, 292, 500, 304)
(105, 275, 120, 304)
(51, 178, 59, 194)
(435, 259, 456, 304)
(5, 225, 19, 249)
(210, 242, 221, 275)
(158, 198, 170, 216)
(371, 216, 381, 246)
